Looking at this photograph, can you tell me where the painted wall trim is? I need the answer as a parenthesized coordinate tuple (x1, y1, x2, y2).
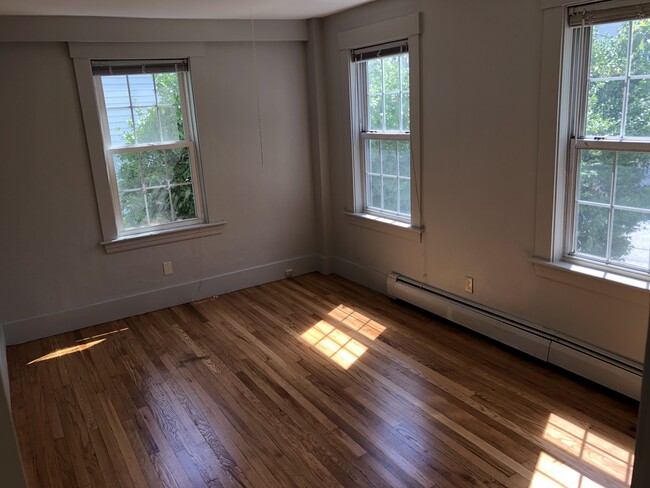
(0, 16, 309, 43)
(3, 254, 318, 345)
(337, 12, 420, 50)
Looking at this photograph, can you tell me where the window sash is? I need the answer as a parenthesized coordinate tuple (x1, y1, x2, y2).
(568, 143, 650, 273)
(565, 16, 650, 275)
(106, 142, 202, 236)
(94, 69, 203, 236)
(356, 53, 411, 221)
(361, 134, 411, 221)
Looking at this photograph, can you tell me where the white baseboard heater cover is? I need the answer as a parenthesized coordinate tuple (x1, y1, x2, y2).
(387, 273, 642, 400)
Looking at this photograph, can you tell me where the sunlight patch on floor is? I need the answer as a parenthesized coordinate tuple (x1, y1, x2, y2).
(529, 413, 634, 487)
(530, 452, 607, 488)
(301, 320, 368, 369)
(327, 304, 386, 339)
(28, 339, 106, 365)
(76, 327, 128, 342)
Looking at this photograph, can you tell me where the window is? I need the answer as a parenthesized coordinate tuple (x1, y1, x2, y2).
(565, 4, 650, 275)
(92, 59, 203, 236)
(353, 41, 411, 221)
(338, 13, 421, 235)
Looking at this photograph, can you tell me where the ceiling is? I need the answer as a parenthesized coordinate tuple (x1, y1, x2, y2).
(0, 0, 374, 19)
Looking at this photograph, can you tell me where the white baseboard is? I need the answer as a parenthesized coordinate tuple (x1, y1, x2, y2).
(3, 255, 318, 345)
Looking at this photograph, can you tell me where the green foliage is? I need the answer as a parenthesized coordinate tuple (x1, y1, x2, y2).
(366, 54, 409, 132)
(577, 150, 650, 261)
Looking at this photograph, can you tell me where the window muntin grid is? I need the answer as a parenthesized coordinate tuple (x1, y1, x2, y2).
(570, 19, 650, 274)
(359, 52, 411, 220)
(95, 70, 202, 235)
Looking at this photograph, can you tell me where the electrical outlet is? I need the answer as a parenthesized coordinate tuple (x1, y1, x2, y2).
(464, 276, 474, 294)
(163, 261, 173, 276)
(285, 268, 293, 278)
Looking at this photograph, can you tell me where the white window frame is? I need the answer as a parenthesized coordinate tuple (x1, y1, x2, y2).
(355, 45, 412, 221)
(338, 13, 423, 236)
(535, 0, 650, 293)
(70, 43, 225, 253)
(93, 69, 204, 236)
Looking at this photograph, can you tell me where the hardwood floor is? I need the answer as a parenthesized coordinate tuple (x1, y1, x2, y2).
(8, 273, 638, 488)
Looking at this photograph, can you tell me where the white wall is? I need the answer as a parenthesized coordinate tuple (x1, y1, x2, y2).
(0, 34, 317, 343)
(322, 0, 649, 363)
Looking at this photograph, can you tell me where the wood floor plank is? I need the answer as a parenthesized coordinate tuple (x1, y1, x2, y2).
(8, 273, 638, 487)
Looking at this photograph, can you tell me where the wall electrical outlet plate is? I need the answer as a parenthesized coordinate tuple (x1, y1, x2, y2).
(464, 276, 474, 294)
(163, 261, 173, 276)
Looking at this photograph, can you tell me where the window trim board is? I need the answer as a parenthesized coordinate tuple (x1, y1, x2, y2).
(71, 42, 209, 247)
(338, 13, 422, 230)
(100, 220, 226, 254)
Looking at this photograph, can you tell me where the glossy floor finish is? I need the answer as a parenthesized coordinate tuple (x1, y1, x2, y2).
(8, 273, 639, 488)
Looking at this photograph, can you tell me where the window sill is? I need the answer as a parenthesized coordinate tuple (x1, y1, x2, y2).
(531, 257, 650, 305)
(345, 212, 423, 242)
(101, 220, 226, 254)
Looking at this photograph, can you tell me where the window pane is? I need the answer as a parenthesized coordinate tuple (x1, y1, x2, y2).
(577, 150, 613, 204)
(368, 175, 382, 208)
(615, 152, 650, 208)
(590, 22, 629, 78)
(120, 191, 147, 229)
(160, 106, 183, 142)
(385, 94, 400, 131)
(382, 176, 398, 212)
(400, 54, 409, 92)
(398, 141, 410, 177)
(368, 139, 381, 174)
(631, 19, 650, 76)
(114, 153, 141, 191)
(154, 73, 181, 105)
(402, 93, 410, 131)
(134, 106, 162, 144)
(625, 79, 650, 137)
(368, 95, 384, 131)
(100, 71, 185, 147)
(611, 210, 650, 267)
(128, 74, 156, 107)
(105, 107, 134, 146)
(171, 185, 197, 220)
(381, 140, 397, 176)
(383, 56, 399, 92)
(367, 59, 382, 95)
(576, 204, 609, 258)
(101, 76, 130, 108)
(586, 80, 624, 137)
(141, 150, 167, 187)
(399, 178, 410, 216)
(146, 188, 172, 224)
(169, 148, 192, 185)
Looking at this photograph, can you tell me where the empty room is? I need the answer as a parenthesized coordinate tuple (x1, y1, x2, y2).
(2, 0, 650, 486)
